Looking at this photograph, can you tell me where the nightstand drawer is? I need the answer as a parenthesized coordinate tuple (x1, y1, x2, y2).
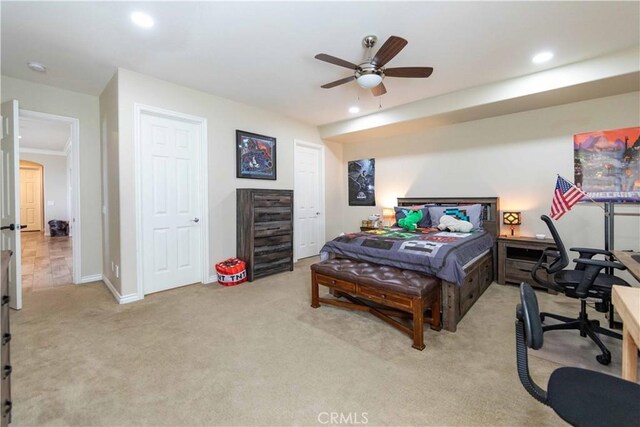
(505, 258, 536, 273)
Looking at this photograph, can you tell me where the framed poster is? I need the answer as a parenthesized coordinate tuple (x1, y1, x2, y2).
(574, 127, 640, 202)
(236, 130, 276, 180)
(348, 158, 376, 206)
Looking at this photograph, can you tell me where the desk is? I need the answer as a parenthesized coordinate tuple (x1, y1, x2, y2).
(613, 250, 640, 285)
(612, 285, 640, 382)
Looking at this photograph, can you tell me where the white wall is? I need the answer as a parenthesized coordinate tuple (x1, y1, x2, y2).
(333, 92, 640, 254)
(99, 73, 121, 291)
(2, 76, 103, 280)
(115, 68, 330, 296)
(19, 153, 69, 232)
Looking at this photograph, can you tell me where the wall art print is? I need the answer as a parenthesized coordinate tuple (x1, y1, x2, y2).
(574, 126, 640, 202)
(236, 130, 276, 180)
(348, 158, 376, 206)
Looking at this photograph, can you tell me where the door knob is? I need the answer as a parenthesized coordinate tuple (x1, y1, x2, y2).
(191, 218, 200, 223)
(316, 212, 320, 215)
(0, 224, 26, 231)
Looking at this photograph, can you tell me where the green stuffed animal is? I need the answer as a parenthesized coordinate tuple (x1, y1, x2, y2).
(398, 209, 423, 231)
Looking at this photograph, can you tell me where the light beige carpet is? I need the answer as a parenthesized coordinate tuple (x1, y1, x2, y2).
(12, 257, 608, 426)
(527, 297, 640, 378)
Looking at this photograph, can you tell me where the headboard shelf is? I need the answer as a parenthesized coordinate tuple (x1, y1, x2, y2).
(397, 197, 500, 238)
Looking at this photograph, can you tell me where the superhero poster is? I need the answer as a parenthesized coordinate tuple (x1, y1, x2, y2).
(574, 127, 640, 202)
(348, 158, 376, 206)
(236, 130, 276, 180)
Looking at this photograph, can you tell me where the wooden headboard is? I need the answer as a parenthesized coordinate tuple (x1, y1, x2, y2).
(397, 197, 501, 238)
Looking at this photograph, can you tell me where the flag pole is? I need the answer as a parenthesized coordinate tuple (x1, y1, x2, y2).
(557, 174, 608, 214)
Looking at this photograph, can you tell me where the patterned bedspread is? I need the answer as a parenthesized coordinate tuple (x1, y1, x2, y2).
(320, 227, 494, 285)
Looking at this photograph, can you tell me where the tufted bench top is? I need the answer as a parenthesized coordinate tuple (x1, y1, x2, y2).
(311, 258, 440, 298)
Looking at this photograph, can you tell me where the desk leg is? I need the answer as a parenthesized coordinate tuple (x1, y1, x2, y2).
(621, 324, 638, 383)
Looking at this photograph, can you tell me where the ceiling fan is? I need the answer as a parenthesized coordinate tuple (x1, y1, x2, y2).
(315, 35, 434, 96)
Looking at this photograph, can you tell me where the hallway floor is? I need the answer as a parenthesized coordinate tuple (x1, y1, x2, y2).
(21, 231, 72, 290)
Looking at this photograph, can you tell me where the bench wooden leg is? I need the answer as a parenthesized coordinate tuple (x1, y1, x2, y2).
(412, 299, 425, 351)
(311, 272, 320, 308)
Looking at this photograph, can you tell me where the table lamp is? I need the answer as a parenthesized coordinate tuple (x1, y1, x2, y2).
(382, 208, 395, 227)
(503, 211, 521, 236)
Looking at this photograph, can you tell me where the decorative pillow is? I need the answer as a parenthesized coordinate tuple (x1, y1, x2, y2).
(428, 204, 483, 229)
(393, 206, 431, 228)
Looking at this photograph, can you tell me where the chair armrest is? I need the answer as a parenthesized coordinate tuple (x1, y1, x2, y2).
(570, 247, 613, 259)
(572, 258, 627, 271)
(572, 258, 627, 298)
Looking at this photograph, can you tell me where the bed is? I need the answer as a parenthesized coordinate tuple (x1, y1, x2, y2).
(320, 197, 500, 332)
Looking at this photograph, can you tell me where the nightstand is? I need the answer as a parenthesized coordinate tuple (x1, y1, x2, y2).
(497, 236, 557, 291)
(360, 226, 381, 232)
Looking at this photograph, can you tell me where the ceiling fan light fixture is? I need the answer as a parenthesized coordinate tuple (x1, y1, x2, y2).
(356, 72, 383, 89)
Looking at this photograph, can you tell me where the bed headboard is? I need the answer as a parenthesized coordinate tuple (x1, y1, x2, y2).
(397, 197, 501, 238)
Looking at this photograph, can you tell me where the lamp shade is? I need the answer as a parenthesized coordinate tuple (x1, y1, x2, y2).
(503, 211, 522, 225)
(382, 208, 395, 219)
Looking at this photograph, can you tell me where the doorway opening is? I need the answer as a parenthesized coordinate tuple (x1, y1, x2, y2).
(18, 109, 80, 295)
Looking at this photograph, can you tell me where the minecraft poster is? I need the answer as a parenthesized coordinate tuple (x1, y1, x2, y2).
(348, 158, 376, 206)
(574, 127, 640, 202)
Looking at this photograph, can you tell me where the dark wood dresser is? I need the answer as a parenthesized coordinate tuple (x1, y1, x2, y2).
(1, 250, 11, 426)
(237, 189, 294, 281)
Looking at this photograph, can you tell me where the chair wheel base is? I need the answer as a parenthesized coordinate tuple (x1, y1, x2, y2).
(596, 353, 611, 366)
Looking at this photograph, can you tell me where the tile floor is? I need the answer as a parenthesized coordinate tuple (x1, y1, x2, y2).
(21, 231, 73, 290)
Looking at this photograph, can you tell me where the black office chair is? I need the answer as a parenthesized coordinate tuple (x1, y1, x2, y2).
(516, 283, 640, 427)
(531, 215, 631, 365)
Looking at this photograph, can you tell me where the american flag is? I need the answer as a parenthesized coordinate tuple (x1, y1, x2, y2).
(550, 176, 586, 220)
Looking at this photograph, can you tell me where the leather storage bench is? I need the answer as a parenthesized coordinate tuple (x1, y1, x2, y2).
(310, 258, 441, 350)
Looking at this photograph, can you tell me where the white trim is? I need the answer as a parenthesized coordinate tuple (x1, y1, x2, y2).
(293, 139, 326, 262)
(19, 109, 82, 285)
(19, 147, 66, 156)
(63, 137, 71, 155)
(102, 275, 142, 304)
(80, 274, 102, 283)
(133, 103, 209, 300)
(207, 275, 218, 285)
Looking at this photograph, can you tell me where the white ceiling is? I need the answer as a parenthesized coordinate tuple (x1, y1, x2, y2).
(2, 1, 639, 126)
(19, 116, 71, 151)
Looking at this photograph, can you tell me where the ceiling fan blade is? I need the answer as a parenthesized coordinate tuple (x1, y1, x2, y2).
(385, 67, 434, 78)
(371, 83, 387, 97)
(371, 36, 408, 67)
(315, 53, 358, 70)
(321, 76, 356, 89)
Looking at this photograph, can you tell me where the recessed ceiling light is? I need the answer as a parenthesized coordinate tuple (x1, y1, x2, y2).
(131, 11, 154, 28)
(348, 106, 360, 114)
(532, 51, 553, 64)
(27, 62, 46, 73)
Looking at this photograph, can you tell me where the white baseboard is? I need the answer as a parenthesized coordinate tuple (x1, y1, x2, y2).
(80, 274, 102, 284)
(102, 275, 142, 304)
(206, 275, 218, 285)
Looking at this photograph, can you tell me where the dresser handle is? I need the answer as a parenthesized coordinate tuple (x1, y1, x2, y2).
(1, 296, 8, 306)
(2, 400, 11, 418)
(2, 365, 11, 379)
(1, 333, 10, 345)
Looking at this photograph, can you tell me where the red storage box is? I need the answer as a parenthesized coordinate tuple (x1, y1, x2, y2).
(215, 258, 247, 286)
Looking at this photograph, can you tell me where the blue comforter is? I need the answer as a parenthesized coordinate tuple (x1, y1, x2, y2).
(320, 227, 494, 285)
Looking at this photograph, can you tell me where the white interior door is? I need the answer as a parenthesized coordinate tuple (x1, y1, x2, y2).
(294, 142, 323, 259)
(141, 112, 202, 294)
(1, 100, 22, 309)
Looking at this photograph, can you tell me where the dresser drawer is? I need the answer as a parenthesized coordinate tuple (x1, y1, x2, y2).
(254, 221, 292, 238)
(357, 286, 413, 311)
(253, 194, 292, 207)
(505, 259, 537, 283)
(254, 248, 292, 265)
(254, 207, 291, 223)
(253, 258, 292, 278)
(460, 271, 479, 316)
(315, 274, 356, 293)
(254, 235, 292, 255)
